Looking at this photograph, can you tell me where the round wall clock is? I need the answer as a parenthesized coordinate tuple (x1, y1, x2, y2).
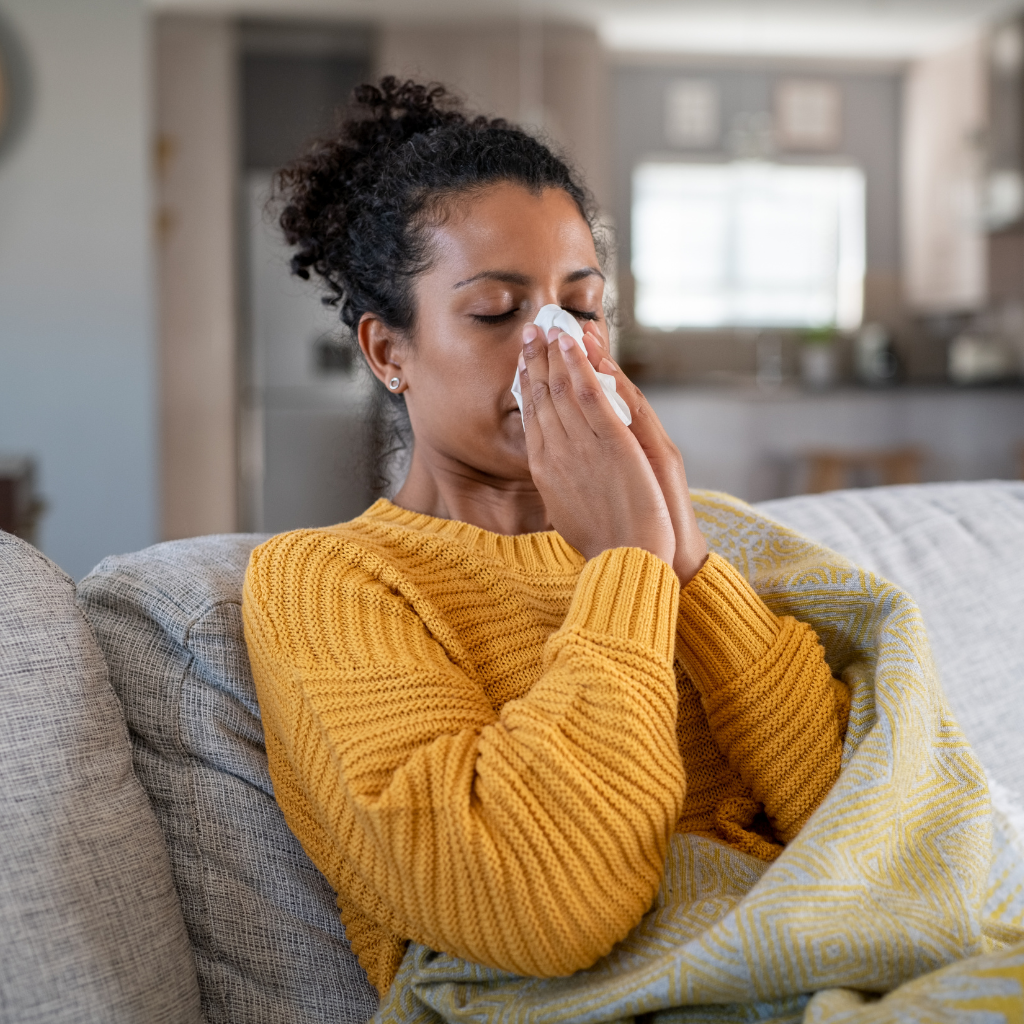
(0, 10, 30, 164)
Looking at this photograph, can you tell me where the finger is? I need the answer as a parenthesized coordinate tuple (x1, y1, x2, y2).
(580, 323, 609, 371)
(560, 334, 626, 437)
(597, 354, 695, 521)
(545, 331, 596, 437)
(597, 355, 636, 396)
(598, 356, 668, 448)
(517, 351, 547, 463)
(522, 328, 568, 444)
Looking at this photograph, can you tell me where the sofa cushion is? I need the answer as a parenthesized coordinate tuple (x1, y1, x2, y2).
(757, 481, 1024, 797)
(0, 532, 203, 1024)
(77, 535, 379, 1024)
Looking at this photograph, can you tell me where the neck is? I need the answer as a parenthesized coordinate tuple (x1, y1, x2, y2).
(392, 447, 551, 536)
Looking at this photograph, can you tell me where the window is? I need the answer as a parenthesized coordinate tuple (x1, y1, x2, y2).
(631, 161, 865, 330)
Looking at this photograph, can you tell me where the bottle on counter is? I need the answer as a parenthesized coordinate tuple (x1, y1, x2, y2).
(798, 327, 838, 390)
(855, 323, 899, 387)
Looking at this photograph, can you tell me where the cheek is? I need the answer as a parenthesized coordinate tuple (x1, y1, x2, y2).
(411, 323, 519, 428)
(430, 319, 516, 389)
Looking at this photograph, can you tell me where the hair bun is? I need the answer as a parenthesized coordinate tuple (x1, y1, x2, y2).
(346, 77, 477, 154)
(276, 78, 478, 298)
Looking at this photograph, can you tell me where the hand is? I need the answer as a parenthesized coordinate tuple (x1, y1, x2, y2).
(518, 323, 676, 567)
(580, 326, 709, 586)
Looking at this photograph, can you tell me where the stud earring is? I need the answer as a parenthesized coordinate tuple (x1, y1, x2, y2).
(389, 377, 400, 390)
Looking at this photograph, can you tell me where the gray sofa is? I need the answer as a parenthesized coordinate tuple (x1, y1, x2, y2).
(1, 482, 1022, 1024)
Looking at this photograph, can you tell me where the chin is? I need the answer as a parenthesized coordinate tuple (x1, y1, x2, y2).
(475, 442, 529, 484)
(498, 428, 530, 473)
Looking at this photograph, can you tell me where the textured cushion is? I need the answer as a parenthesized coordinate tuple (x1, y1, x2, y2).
(0, 532, 203, 1024)
(77, 535, 379, 1024)
(757, 481, 1024, 796)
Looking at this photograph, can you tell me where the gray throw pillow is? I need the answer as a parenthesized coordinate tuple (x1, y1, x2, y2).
(0, 532, 203, 1024)
(77, 534, 379, 1024)
(758, 480, 1024, 796)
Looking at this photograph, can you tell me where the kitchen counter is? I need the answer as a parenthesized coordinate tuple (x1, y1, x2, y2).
(644, 384, 1024, 501)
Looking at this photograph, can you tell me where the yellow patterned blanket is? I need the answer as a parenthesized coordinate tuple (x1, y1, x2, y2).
(372, 492, 1024, 1023)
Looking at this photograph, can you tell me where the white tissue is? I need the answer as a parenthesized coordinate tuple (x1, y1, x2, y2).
(510, 304, 632, 427)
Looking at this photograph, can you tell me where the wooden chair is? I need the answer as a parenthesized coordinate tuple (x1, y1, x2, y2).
(805, 447, 924, 494)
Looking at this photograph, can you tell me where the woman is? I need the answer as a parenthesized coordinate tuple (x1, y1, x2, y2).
(243, 78, 849, 997)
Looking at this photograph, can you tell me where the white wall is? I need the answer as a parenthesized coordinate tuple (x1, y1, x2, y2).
(0, 0, 155, 579)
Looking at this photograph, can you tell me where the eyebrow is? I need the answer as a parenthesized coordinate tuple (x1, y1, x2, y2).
(453, 267, 605, 289)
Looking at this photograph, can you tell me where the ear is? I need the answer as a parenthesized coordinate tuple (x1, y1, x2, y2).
(357, 313, 407, 392)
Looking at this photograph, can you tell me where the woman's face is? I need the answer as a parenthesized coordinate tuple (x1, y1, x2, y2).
(387, 182, 607, 484)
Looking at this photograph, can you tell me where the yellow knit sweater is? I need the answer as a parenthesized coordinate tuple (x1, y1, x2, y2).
(242, 498, 849, 995)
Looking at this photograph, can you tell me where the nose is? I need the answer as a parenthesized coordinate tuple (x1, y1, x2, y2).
(529, 290, 564, 318)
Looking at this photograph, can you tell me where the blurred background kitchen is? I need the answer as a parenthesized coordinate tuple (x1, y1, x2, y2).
(3, 0, 1024, 579)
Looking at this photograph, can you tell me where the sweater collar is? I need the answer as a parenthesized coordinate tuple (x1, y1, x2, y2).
(359, 498, 585, 573)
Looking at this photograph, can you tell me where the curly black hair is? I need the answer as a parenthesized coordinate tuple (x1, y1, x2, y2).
(274, 76, 600, 493)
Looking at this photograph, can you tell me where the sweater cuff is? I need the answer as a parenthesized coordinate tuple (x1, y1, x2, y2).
(564, 548, 680, 662)
(676, 552, 781, 695)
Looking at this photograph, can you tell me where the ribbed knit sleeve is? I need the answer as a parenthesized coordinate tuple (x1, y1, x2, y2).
(243, 532, 685, 989)
(675, 553, 849, 844)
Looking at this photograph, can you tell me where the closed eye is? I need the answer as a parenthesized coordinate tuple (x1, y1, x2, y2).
(471, 309, 518, 324)
(471, 307, 599, 326)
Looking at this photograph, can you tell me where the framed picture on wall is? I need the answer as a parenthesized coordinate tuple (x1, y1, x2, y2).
(664, 79, 720, 149)
(775, 79, 842, 151)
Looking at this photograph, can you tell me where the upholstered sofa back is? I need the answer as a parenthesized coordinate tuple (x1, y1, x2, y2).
(2, 481, 1022, 1023)
(760, 480, 1024, 795)
(0, 533, 203, 1024)
(77, 534, 379, 1024)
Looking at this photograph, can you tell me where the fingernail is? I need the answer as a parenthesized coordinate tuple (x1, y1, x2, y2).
(557, 332, 575, 352)
(517, 351, 526, 371)
(523, 323, 538, 343)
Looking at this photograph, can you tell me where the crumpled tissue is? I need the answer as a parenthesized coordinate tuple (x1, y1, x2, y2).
(510, 304, 632, 427)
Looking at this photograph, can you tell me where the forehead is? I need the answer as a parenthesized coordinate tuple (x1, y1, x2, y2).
(424, 184, 598, 280)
